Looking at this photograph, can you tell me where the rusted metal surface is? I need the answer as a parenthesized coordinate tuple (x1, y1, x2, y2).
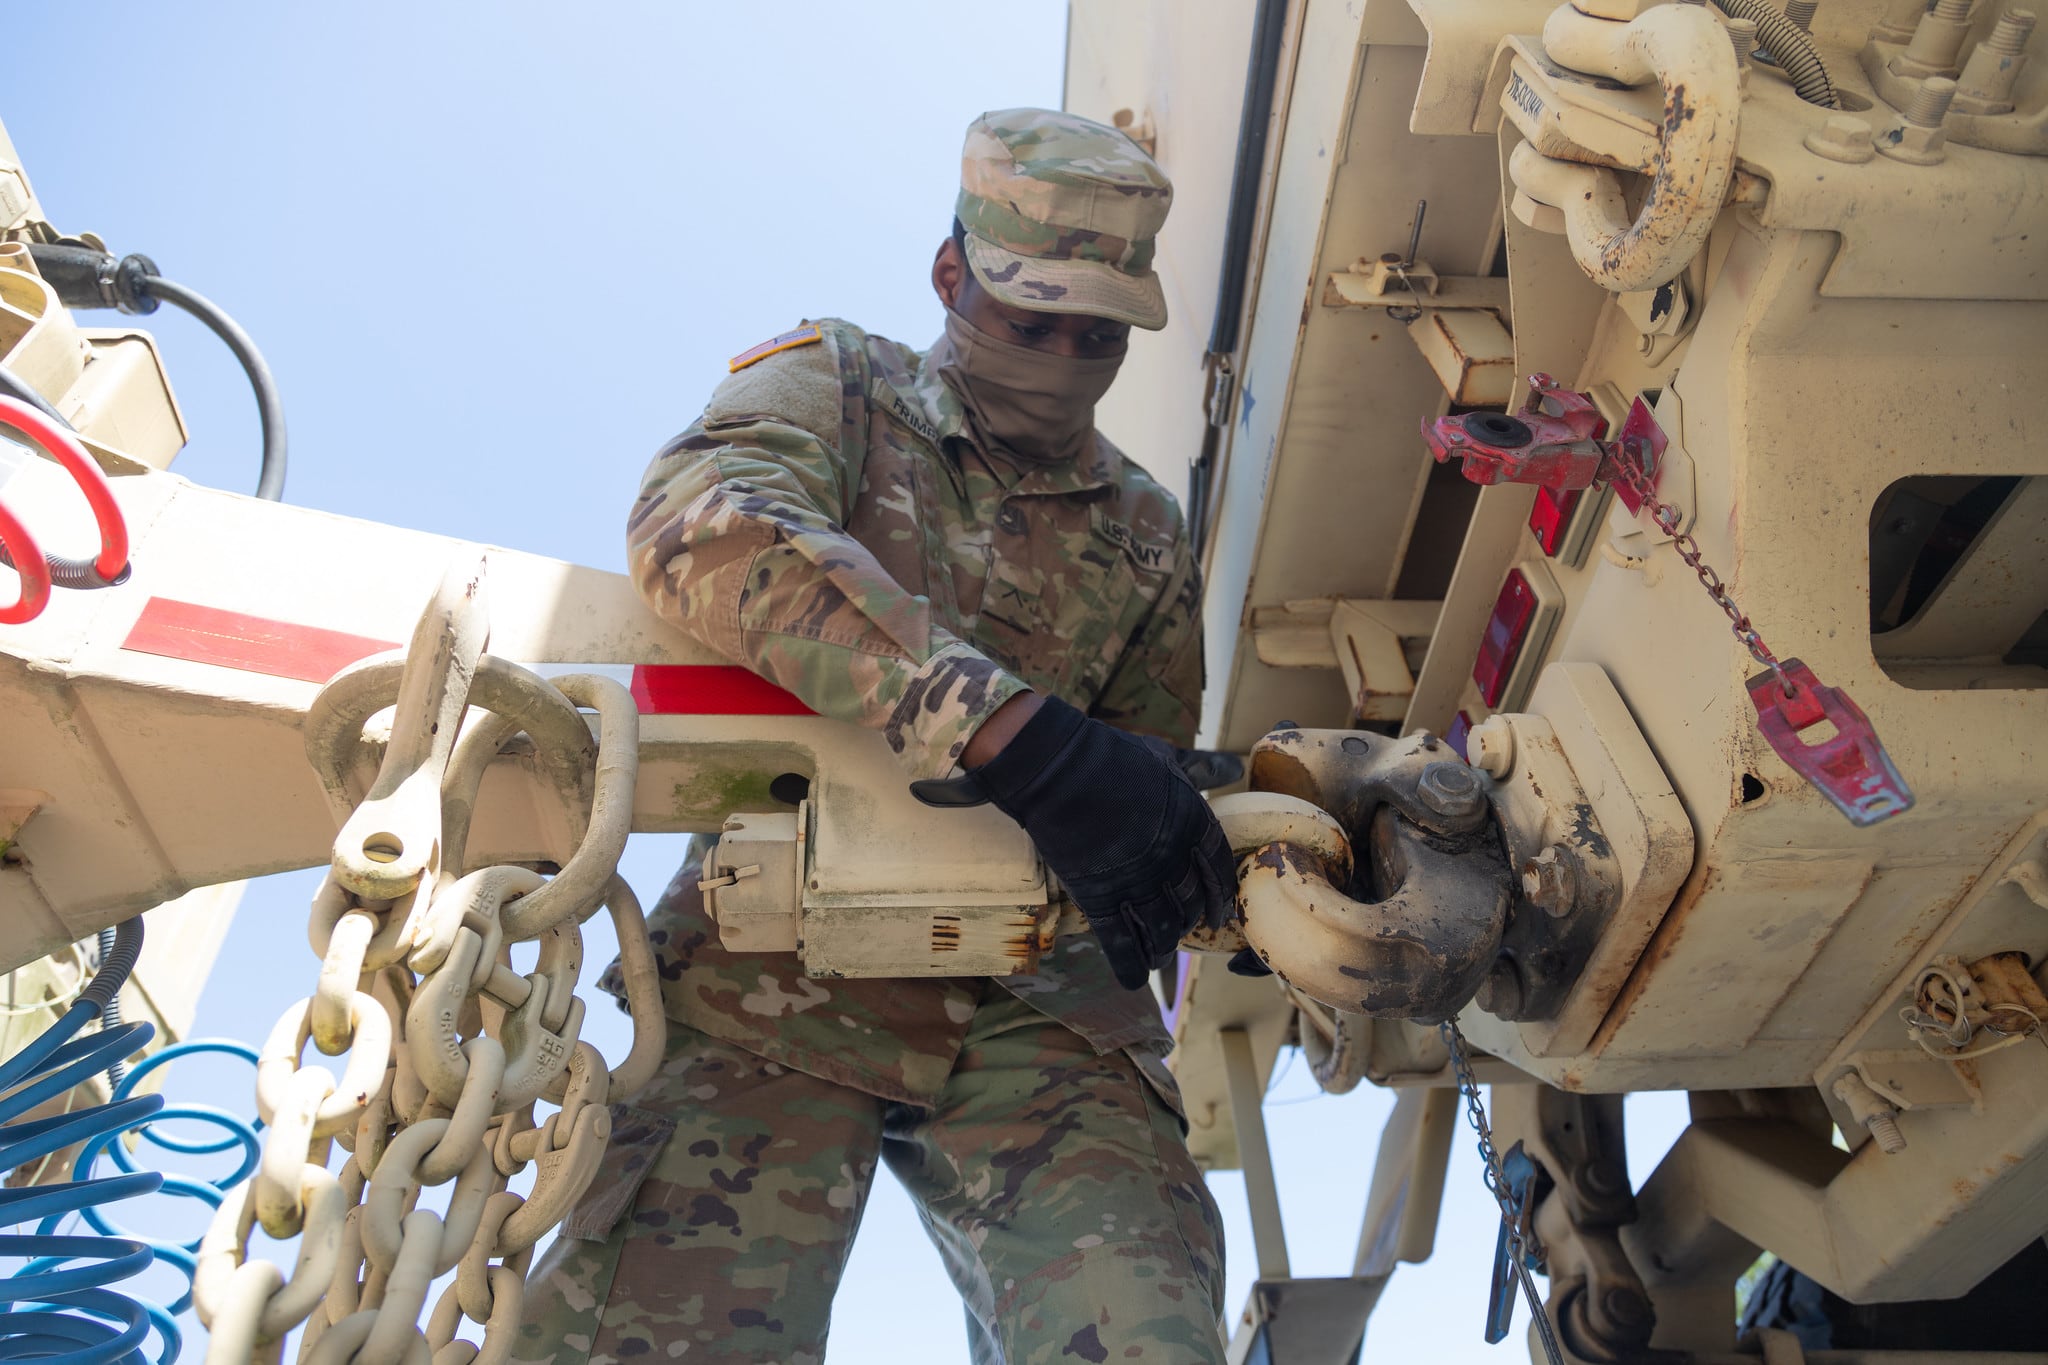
(1509, 3, 1742, 293)
(1080, 0, 2048, 1352)
(1473, 711, 1626, 1029)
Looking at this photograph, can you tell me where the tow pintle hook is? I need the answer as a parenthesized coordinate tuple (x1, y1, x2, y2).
(1212, 727, 1514, 1020)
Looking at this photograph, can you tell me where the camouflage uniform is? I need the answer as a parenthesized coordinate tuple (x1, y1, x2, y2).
(517, 110, 1226, 1364)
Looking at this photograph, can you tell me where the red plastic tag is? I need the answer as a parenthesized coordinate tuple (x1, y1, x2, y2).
(1747, 659, 1914, 826)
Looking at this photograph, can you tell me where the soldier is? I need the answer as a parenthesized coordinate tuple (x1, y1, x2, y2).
(516, 109, 1236, 1365)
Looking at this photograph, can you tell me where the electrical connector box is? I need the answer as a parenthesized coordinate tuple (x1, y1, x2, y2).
(703, 808, 802, 953)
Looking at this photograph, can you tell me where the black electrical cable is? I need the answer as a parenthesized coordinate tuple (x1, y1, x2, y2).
(26, 243, 289, 502)
(0, 361, 71, 428)
(131, 274, 288, 502)
(1713, 0, 1839, 107)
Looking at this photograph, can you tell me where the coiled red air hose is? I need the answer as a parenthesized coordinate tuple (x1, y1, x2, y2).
(0, 393, 130, 625)
(0, 498, 50, 625)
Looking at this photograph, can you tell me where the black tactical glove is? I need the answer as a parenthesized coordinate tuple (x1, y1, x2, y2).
(1173, 747, 1244, 792)
(913, 696, 1238, 990)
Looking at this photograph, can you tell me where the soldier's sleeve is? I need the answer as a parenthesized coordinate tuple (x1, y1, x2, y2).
(1090, 532, 1205, 749)
(626, 330, 1030, 779)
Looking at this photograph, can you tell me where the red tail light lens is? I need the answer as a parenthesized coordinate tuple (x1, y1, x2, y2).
(1474, 569, 1539, 707)
(1529, 485, 1583, 557)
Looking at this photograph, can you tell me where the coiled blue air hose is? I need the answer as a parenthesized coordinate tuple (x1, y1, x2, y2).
(0, 918, 175, 1365)
(68, 1041, 263, 1315)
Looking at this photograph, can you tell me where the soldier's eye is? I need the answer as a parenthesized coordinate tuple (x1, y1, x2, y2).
(1007, 322, 1052, 342)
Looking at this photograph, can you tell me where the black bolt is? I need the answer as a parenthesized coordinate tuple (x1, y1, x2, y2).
(1476, 958, 1524, 1017)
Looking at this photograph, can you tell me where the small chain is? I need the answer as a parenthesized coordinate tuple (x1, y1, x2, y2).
(1441, 1020, 1568, 1365)
(1609, 439, 1784, 681)
(1443, 1018, 1508, 1205)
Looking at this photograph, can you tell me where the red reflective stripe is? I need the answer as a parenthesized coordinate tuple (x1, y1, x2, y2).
(118, 605, 817, 711)
(122, 598, 395, 683)
(629, 664, 814, 716)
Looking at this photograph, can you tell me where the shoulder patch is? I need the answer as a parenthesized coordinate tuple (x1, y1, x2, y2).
(729, 324, 823, 373)
(706, 329, 841, 442)
(867, 376, 942, 447)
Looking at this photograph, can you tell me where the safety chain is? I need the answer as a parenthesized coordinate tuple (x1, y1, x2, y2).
(1440, 1020, 1567, 1365)
(190, 563, 664, 1365)
(1606, 425, 1914, 827)
(1607, 439, 1784, 684)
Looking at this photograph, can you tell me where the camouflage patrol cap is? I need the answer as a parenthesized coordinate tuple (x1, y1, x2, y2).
(956, 108, 1173, 331)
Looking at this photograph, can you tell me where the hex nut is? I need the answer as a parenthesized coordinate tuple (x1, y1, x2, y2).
(1418, 761, 1485, 819)
(1804, 114, 1875, 163)
(1467, 716, 1516, 778)
(1881, 77, 1955, 164)
(1878, 120, 1948, 164)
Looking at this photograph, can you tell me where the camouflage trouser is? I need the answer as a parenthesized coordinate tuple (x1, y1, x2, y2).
(513, 987, 1226, 1365)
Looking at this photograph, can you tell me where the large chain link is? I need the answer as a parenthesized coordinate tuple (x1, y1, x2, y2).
(1608, 438, 1784, 681)
(1440, 1020, 1567, 1365)
(193, 563, 663, 1365)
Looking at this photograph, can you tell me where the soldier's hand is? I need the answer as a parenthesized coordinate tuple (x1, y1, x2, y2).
(944, 695, 1238, 990)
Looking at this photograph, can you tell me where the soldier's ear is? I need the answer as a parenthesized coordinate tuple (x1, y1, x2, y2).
(932, 237, 966, 310)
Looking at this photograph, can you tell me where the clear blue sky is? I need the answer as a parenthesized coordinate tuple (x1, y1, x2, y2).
(5, 5, 1688, 1361)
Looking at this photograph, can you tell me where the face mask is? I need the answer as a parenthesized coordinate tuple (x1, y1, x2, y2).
(929, 308, 1126, 466)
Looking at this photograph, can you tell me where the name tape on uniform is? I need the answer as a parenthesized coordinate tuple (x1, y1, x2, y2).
(1101, 518, 1168, 571)
(868, 378, 942, 446)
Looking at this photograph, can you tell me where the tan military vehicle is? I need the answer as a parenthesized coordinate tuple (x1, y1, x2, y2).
(1065, 0, 2048, 1359)
(1, 2, 2043, 1362)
